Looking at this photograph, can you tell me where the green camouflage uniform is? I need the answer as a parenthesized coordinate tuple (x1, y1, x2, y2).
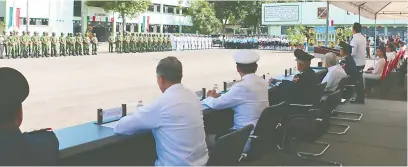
(27, 31, 33, 57)
(15, 32, 21, 57)
(2, 31, 8, 58)
(91, 33, 98, 55)
(130, 33, 136, 53)
(75, 33, 83, 55)
(7, 32, 15, 58)
(108, 34, 115, 53)
(117, 33, 123, 53)
(68, 33, 76, 56)
(21, 31, 31, 58)
(124, 32, 131, 53)
(32, 32, 41, 57)
(50, 33, 58, 57)
(59, 33, 66, 56)
(83, 35, 90, 55)
(41, 32, 50, 57)
(149, 35, 154, 52)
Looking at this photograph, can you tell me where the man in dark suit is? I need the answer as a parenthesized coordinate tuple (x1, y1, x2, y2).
(0, 67, 59, 165)
(339, 41, 358, 99)
(270, 49, 320, 105)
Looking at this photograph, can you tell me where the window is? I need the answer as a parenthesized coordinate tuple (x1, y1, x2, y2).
(148, 5, 154, 12)
(168, 7, 174, 14)
(41, 19, 49, 25)
(126, 24, 131, 32)
(182, 7, 188, 15)
(154, 5, 159, 12)
(73, 0, 81, 17)
(29, 18, 36, 25)
(164, 6, 168, 13)
(0, 17, 4, 23)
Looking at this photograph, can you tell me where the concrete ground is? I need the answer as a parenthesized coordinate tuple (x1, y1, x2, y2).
(0, 44, 376, 131)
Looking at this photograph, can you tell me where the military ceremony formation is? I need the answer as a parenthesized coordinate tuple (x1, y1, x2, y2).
(223, 35, 292, 50)
(172, 34, 213, 51)
(0, 31, 99, 59)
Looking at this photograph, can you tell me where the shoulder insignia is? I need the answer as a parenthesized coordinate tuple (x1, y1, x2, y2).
(25, 128, 53, 134)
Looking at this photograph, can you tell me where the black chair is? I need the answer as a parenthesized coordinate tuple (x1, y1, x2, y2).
(206, 124, 254, 166)
(244, 102, 286, 161)
(282, 91, 342, 165)
(331, 76, 363, 121)
(326, 90, 350, 135)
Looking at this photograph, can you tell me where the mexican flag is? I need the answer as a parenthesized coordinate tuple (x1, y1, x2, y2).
(7, 7, 21, 29)
(141, 16, 150, 33)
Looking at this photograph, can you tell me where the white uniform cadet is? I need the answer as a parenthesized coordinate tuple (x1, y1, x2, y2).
(114, 83, 209, 166)
(171, 35, 177, 51)
(202, 50, 269, 152)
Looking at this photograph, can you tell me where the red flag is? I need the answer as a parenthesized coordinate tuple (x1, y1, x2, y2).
(16, 8, 20, 28)
(110, 17, 114, 22)
(330, 20, 334, 27)
(92, 16, 96, 21)
(146, 16, 150, 32)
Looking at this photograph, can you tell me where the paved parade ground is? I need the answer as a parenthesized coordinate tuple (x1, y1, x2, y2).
(0, 47, 376, 131)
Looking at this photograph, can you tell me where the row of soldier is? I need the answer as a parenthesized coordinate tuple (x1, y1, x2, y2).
(0, 31, 98, 59)
(173, 34, 213, 51)
(108, 32, 172, 53)
(223, 35, 292, 51)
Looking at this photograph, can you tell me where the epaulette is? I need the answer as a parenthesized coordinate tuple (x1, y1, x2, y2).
(25, 128, 53, 134)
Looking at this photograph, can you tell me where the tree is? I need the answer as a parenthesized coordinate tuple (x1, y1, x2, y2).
(187, 0, 221, 34)
(86, 0, 152, 33)
(210, 1, 243, 31)
(286, 25, 307, 46)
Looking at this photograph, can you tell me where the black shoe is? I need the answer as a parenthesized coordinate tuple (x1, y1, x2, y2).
(350, 98, 365, 104)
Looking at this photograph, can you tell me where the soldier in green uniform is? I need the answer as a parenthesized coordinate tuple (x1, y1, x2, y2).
(91, 33, 98, 55)
(32, 32, 41, 58)
(83, 34, 90, 55)
(59, 33, 66, 56)
(125, 32, 131, 53)
(117, 32, 123, 54)
(75, 33, 83, 56)
(15, 31, 21, 58)
(153, 34, 158, 52)
(130, 33, 136, 53)
(50, 32, 58, 57)
(166, 34, 171, 51)
(21, 31, 30, 58)
(140, 34, 146, 53)
(149, 34, 154, 52)
(7, 32, 15, 58)
(159, 34, 163, 52)
(41, 32, 49, 57)
(68, 33, 76, 56)
(3, 31, 8, 58)
(108, 33, 115, 53)
(26, 31, 32, 57)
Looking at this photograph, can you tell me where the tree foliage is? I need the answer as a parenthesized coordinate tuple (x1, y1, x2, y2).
(86, 0, 152, 32)
(0, 21, 5, 31)
(286, 25, 307, 45)
(187, 0, 221, 34)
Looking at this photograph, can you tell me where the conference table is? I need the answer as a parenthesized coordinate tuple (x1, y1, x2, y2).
(55, 67, 327, 165)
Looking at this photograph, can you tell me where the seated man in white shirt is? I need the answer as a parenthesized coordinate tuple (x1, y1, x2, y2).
(114, 56, 209, 166)
(322, 52, 347, 93)
(202, 50, 269, 153)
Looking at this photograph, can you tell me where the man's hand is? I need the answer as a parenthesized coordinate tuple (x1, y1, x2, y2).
(207, 90, 221, 98)
(268, 78, 277, 85)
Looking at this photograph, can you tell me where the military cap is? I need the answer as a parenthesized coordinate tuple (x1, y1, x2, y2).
(294, 49, 314, 61)
(233, 50, 260, 64)
(0, 67, 29, 106)
(339, 41, 352, 54)
(93, 33, 96, 36)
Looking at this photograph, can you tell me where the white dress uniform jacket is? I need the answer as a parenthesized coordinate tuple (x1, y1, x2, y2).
(202, 74, 269, 151)
(322, 65, 347, 92)
(114, 84, 209, 166)
(350, 33, 367, 66)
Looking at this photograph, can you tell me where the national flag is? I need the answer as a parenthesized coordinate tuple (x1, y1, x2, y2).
(141, 16, 150, 33)
(8, 7, 13, 29)
(146, 16, 150, 32)
(92, 16, 96, 22)
(110, 17, 114, 23)
(16, 8, 20, 29)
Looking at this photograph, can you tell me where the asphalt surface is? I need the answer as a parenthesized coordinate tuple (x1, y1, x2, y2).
(0, 44, 376, 131)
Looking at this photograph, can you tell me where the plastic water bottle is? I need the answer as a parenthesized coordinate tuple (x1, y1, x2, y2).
(213, 84, 219, 93)
(136, 100, 144, 110)
(293, 66, 298, 74)
(266, 73, 271, 80)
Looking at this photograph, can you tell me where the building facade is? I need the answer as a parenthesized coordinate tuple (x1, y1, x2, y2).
(262, 2, 407, 39)
(0, 0, 192, 41)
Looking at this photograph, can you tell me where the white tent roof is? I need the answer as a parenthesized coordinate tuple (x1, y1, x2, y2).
(329, 0, 408, 20)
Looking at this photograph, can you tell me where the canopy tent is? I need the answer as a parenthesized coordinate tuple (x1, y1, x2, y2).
(329, 0, 408, 20)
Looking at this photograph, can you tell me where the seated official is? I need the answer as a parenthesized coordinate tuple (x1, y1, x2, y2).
(339, 41, 358, 81)
(386, 43, 397, 61)
(202, 50, 269, 152)
(114, 57, 209, 166)
(322, 52, 347, 92)
(0, 67, 59, 166)
(363, 46, 387, 81)
(269, 49, 319, 105)
(398, 41, 407, 55)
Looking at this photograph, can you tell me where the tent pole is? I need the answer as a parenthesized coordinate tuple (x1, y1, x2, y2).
(325, 1, 329, 47)
(374, 15, 377, 65)
(358, 6, 361, 23)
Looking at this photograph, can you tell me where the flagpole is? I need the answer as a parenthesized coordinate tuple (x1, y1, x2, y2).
(13, 0, 16, 30)
(26, 0, 28, 31)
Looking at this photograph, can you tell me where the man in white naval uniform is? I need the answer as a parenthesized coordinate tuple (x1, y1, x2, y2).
(115, 56, 209, 166)
(202, 50, 269, 153)
(171, 34, 177, 51)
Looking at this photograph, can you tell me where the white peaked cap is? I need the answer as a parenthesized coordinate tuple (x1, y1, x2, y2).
(233, 50, 260, 64)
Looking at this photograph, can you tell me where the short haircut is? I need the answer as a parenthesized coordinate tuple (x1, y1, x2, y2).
(377, 46, 387, 60)
(237, 63, 258, 74)
(353, 23, 362, 33)
(0, 104, 22, 124)
(324, 52, 338, 67)
(156, 56, 183, 83)
(386, 43, 396, 52)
